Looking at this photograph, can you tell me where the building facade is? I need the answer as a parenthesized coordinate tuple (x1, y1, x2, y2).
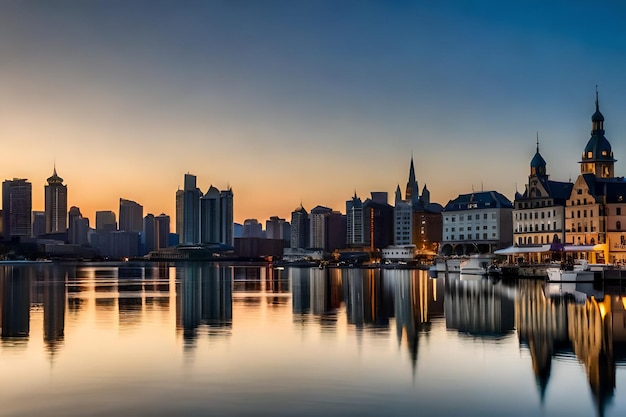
(2, 178, 32, 240)
(513, 139, 572, 246)
(290, 205, 309, 249)
(441, 191, 513, 255)
(119, 198, 143, 233)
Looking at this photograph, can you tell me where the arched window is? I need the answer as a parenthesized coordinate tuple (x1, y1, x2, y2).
(618, 221, 622, 231)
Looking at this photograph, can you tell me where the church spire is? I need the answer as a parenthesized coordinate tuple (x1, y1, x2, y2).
(405, 155, 419, 205)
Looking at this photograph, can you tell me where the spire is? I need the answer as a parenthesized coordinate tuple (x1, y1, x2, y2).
(595, 84, 599, 112)
(536, 131, 539, 154)
(395, 184, 402, 203)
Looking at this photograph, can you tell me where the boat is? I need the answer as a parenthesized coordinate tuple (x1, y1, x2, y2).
(546, 260, 596, 282)
(459, 254, 494, 275)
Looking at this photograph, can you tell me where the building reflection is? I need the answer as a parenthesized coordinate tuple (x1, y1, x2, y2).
(0, 266, 31, 343)
(291, 267, 311, 315)
(516, 280, 626, 417)
(42, 266, 66, 359)
(177, 263, 232, 343)
(444, 275, 515, 337)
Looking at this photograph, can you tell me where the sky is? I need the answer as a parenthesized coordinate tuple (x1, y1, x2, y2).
(2, 0, 626, 225)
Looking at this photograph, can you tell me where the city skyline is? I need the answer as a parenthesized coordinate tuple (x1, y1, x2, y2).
(3, 1, 626, 223)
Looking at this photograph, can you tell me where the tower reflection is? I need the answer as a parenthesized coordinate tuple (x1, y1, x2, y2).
(177, 263, 232, 343)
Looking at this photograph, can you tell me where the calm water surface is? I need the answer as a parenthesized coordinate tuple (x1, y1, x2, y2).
(1, 262, 625, 417)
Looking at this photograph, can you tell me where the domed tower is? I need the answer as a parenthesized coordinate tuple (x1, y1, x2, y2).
(580, 89, 616, 178)
(530, 135, 547, 178)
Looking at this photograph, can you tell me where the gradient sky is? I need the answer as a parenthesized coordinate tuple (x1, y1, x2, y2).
(2, 1, 626, 224)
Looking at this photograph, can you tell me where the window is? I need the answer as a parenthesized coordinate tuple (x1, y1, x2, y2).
(467, 215, 472, 220)
(484, 213, 488, 220)
(618, 221, 622, 231)
(459, 234, 464, 240)
(483, 225, 487, 230)
(460, 215, 464, 221)
(584, 210, 587, 217)
(618, 208, 622, 215)
(541, 212, 545, 219)
(584, 198, 587, 205)
(483, 233, 487, 239)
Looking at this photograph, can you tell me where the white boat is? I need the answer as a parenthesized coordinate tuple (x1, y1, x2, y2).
(546, 260, 596, 282)
(459, 254, 494, 275)
(431, 257, 462, 273)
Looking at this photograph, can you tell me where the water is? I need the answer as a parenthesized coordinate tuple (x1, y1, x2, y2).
(1, 263, 625, 417)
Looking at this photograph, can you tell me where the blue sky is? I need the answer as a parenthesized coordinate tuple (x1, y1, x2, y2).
(1, 1, 626, 222)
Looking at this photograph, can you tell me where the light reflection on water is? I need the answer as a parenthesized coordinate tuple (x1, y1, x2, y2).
(0, 263, 625, 416)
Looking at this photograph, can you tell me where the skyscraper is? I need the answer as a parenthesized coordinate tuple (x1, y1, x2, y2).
(182, 174, 202, 244)
(200, 186, 221, 244)
(143, 214, 156, 254)
(96, 210, 117, 232)
(309, 205, 332, 250)
(220, 188, 234, 247)
(155, 213, 170, 249)
(44, 166, 67, 233)
(175, 188, 184, 242)
(290, 205, 309, 249)
(346, 193, 364, 247)
(2, 178, 32, 240)
(119, 198, 143, 233)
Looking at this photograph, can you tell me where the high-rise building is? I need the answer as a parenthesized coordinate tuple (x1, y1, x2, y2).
(182, 174, 202, 244)
(200, 186, 221, 244)
(143, 214, 156, 255)
(2, 178, 32, 240)
(96, 210, 117, 232)
(119, 198, 143, 233)
(175, 188, 184, 242)
(309, 205, 332, 250)
(290, 205, 309, 249)
(220, 188, 234, 247)
(243, 219, 263, 238)
(68, 206, 89, 245)
(363, 198, 394, 250)
(32, 211, 46, 238)
(44, 166, 67, 234)
(155, 214, 170, 249)
(346, 193, 364, 247)
(266, 216, 286, 240)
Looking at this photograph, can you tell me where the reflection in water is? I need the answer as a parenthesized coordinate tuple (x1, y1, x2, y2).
(43, 267, 66, 359)
(445, 275, 515, 337)
(516, 279, 623, 417)
(177, 263, 232, 344)
(3, 263, 626, 417)
(1, 266, 31, 341)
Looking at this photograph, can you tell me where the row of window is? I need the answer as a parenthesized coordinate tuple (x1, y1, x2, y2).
(515, 222, 557, 232)
(517, 235, 558, 245)
(516, 200, 553, 209)
(445, 225, 495, 232)
(514, 210, 555, 220)
(445, 213, 497, 222)
(446, 233, 497, 240)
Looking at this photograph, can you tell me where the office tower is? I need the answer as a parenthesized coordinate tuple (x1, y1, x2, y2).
(346, 193, 364, 246)
(96, 210, 117, 232)
(363, 199, 394, 250)
(68, 206, 89, 245)
(155, 213, 170, 249)
(290, 205, 309, 249)
(325, 211, 347, 251)
(182, 174, 201, 244)
(143, 214, 156, 254)
(309, 206, 332, 250)
(242, 219, 263, 238)
(266, 216, 287, 240)
(175, 188, 184, 241)
(200, 186, 221, 244)
(32, 211, 46, 238)
(220, 188, 234, 247)
(119, 198, 143, 233)
(44, 166, 67, 233)
(2, 178, 32, 240)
